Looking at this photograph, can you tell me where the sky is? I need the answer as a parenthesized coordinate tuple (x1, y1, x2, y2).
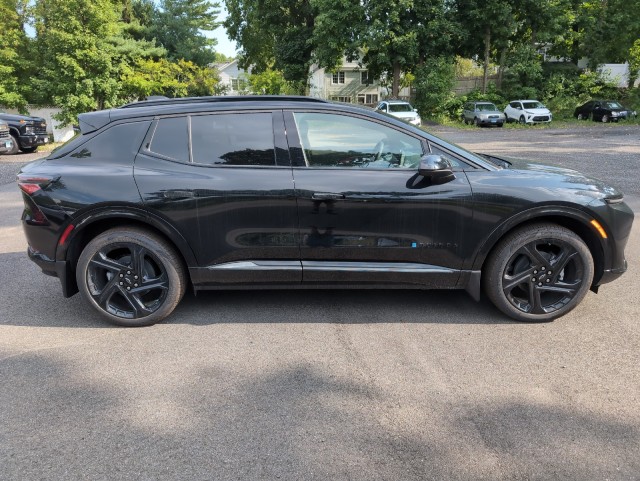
(206, 5, 238, 58)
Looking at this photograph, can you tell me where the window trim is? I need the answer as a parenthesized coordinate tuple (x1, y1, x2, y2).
(142, 111, 288, 168)
(331, 71, 345, 84)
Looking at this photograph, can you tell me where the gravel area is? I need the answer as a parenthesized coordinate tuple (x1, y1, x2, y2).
(0, 151, 44, 186)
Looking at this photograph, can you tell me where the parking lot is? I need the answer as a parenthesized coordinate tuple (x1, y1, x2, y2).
(1, 124, 639, 480)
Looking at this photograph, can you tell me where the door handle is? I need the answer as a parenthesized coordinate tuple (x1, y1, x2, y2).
(311, 192, 345, 200)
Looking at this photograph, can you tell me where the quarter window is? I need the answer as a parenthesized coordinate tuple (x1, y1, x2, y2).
(191, 113, 275, 166)
(293, 112, 423, 169)
(149, 117, 189, 162)
(70, 121, 151, 161)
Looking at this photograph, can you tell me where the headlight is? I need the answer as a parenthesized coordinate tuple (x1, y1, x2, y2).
(25, 126, 35, 134)
(611, 111, 619, 116)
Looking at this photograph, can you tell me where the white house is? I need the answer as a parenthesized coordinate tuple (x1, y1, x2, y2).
(214, 59, 251, 95)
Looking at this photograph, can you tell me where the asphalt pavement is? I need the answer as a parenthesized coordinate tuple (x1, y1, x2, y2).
(1, 126, 639, 480)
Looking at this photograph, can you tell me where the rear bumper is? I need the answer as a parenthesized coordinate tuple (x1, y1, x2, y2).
(28, 246, 78, 297)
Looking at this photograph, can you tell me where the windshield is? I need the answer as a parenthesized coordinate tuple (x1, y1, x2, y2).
(388, 103, 413, 113)
(522, 101, 544, 109)
(604, 101, 623, 109)
(477, 103, 498, 111)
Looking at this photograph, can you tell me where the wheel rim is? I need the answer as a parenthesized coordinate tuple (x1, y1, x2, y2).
(577, 113, 583, 120)
(602, 115, 609, 123)
(86, 242, 169, 319)
(501, 239, 584, 315)
(519, 116, 525, 124)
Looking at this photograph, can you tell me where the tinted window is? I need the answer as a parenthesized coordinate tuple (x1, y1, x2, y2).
(70, 121, 151, 161)
(149, 116, 189, 162)
(293, 112, 423, 169)
(510, 102, 521, 109)
(191, 113, 275, 166)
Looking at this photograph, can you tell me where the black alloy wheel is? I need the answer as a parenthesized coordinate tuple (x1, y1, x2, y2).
(519, 115, 526, 124)
(484, 223, 594, 322)
(77, 228, 186, 326)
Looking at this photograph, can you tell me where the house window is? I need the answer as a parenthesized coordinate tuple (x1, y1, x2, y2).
(361, 71, 371, 85)
(231, 78, 247, 91)
(331, 96, 351, 103)
(357, 94, 379, 105)
(331, 71, 345, 84)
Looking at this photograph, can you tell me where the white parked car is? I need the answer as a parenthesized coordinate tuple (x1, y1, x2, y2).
(375, 100, 421, 126)
(504, 100, 552, 124)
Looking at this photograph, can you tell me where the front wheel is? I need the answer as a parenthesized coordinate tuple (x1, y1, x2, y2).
(21, 146, 38, 153)
(519, 115, 526, 125)
(76, 227, 186, 327)
(483, 223, 594, 322)
(601, 114, 609, 123)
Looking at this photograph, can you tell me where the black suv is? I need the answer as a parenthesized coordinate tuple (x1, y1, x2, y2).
(0, 111, 49, 154)
(18, 96, 633, 326)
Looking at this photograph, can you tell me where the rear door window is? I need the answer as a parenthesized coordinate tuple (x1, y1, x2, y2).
(190, 113, 275, 166)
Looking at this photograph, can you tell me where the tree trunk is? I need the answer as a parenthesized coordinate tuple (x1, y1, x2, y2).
(483, 26, 491, 94)
(497, 48, 506, 90)
(392, 60, 401, 98)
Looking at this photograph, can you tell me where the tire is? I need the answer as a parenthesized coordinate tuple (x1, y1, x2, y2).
(21, 146, 38, 153)
(498, 122, 504, 128)
(474, 117, 481, 127)
(76, 227, 186, 327)
(483, 223, 594, 322)
(519, 115, 526, 125)
(602, 114, 609, 123)
(7, 134, 20, 155)
(577, 113, 584, 120)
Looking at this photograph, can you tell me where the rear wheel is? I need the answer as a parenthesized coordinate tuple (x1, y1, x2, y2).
(483, 223, 594, 322)
(76, 227, 186, 327)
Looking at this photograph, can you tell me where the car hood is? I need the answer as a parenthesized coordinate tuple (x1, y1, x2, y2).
(0, 113, 45, 123)
(476, 110, 504, 116)
(501, 156, 622, 199)
(523, 107, 551, 115)
(390, 111, 419, 119)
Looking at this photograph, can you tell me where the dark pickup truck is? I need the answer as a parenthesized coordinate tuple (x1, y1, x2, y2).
(0, 111, 49, 154)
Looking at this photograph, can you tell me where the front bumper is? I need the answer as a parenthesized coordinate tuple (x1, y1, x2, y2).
(478, 117, 504, 126)
(19, 134, 49, 148)
(0, 137, 13, 153)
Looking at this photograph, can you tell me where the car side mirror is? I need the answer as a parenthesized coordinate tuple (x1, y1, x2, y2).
(418, 155, 455, 184)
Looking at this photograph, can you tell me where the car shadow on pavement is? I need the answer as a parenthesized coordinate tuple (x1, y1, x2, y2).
(0, 251, 517, 328)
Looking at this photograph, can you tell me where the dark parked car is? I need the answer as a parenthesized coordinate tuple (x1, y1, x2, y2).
(0, 111, 49, 154)
(574, 100, 637, 122)
(0, 119, 15, 154)
(18, 96, 633, 326)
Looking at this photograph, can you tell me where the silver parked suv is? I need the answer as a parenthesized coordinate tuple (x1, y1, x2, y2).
(462, 102, 505, 127)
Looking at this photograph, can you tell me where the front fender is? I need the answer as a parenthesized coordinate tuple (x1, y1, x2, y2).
(469, 205, 605, 271)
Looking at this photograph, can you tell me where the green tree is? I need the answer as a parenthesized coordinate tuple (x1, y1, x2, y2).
(455, 0, 515, 93)
(225, 0, 315, 91)
(148, 0, 221, 66)
(0, 0, 29, 109)
(248, 68, 296, 94)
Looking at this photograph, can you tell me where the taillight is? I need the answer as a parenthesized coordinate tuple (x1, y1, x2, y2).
(17, 175, 57, 195)
(17, 174, 58, 226)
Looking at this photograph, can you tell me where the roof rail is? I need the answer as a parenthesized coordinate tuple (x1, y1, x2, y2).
(119, 95, 328, 109)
